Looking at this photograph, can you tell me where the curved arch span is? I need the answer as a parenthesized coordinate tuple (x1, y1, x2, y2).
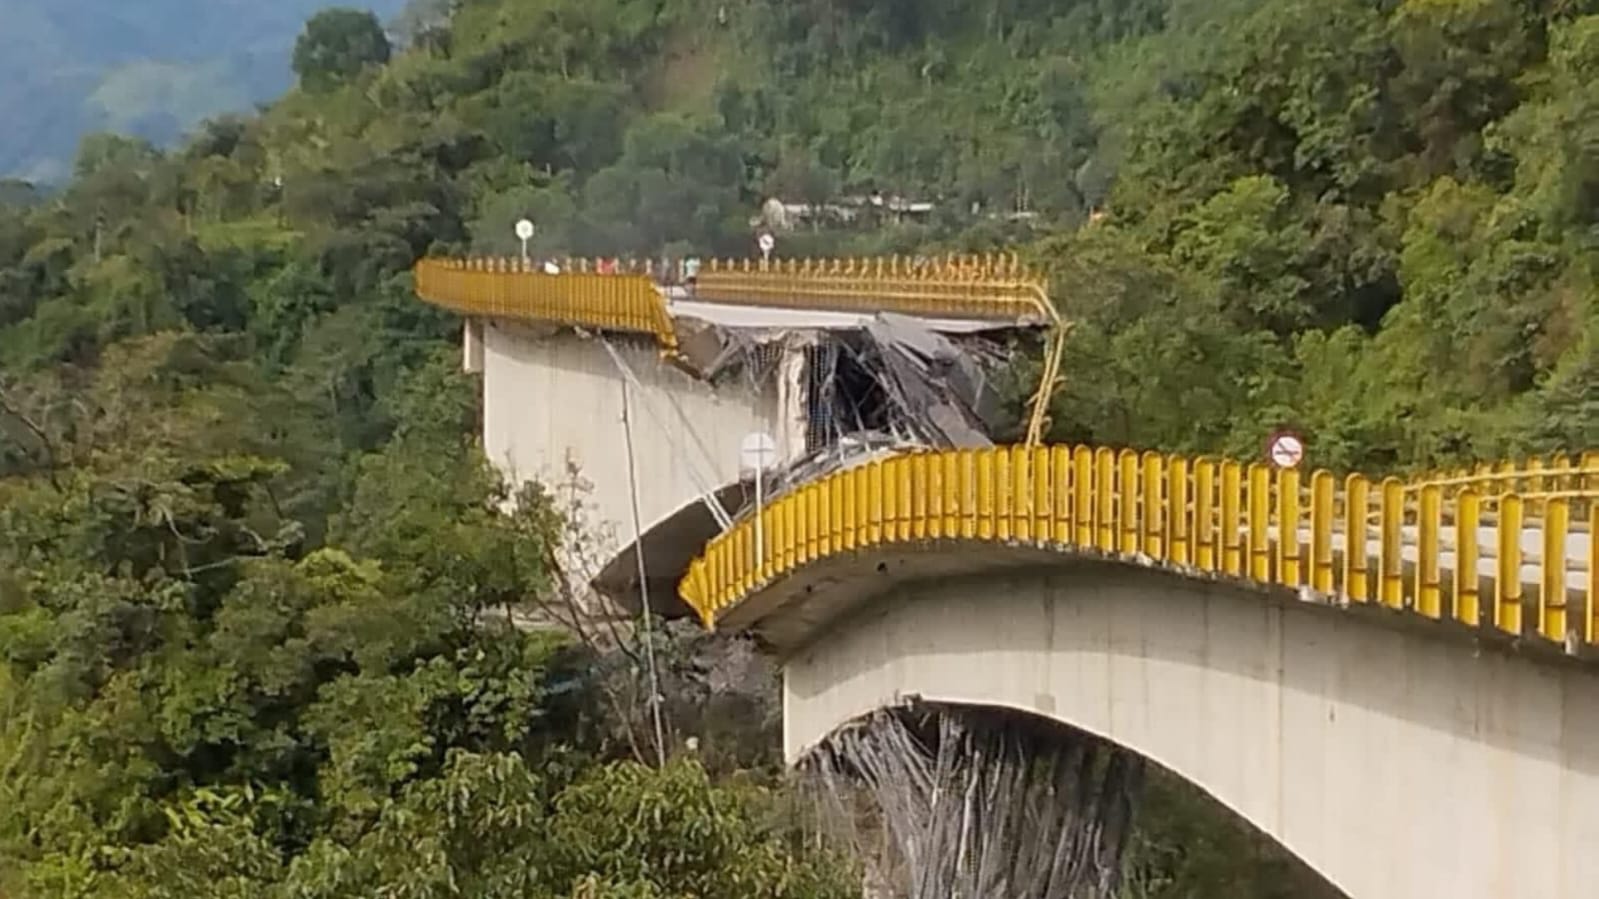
(779, 563, 1599, 899)
(679, 445, 1599, 655)
(802, 698, 1344, 899)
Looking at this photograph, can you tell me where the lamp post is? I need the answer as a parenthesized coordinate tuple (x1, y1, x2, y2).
(515, 218, 535, 267)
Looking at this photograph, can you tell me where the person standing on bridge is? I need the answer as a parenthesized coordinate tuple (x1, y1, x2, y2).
(684, 256, 701, 293)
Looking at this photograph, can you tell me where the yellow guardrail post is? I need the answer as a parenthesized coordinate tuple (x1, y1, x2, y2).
(977, 450, 996, 541)
(1379, 478, 1405, 609)
(1540, 498, 1569, 643)
(1194, 458, 1217, 572)
(1310, 471, 1334, 593)
(938, 452, 957, 539)
(1072, 447, 1093, 546)
(959, 451, 978, 540)
(1590, 502, 1599, 645)
(1455, 489, 1481, 626)
(1012, 446, 1032, 543)
(1277, 467, 1302, 588)
(1168, 456, 1191, 566)
(994, 449, 1013, 542)
(1095, 448, 1115, 550)
(1416, 484, 1442, 619)
(1496, 495, 1524, 636)
(1142, 452, 1166, 560)
(1221, 461, 1243, 576)
(781, 486, 800, 569)
(893, 454, 913, 542)
(1118, 449, 1141, 555)
(803, 484, 820, 562)
(1050, 446, 1071, 545)
(908, 454, 927, 542)
(1345, 474, 1371, 602)
(1247, 464, 1271, 582)
(867, 460, 885, 546)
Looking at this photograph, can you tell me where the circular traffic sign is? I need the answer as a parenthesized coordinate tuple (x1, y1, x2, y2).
(514, 218, 535, 240)
(740, 431, 777, 474)
(1267, 431, 1305, 469)
(757, 232, 775, 253)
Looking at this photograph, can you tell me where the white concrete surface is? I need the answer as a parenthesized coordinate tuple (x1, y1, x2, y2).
(463, 319, 484, 374)
(663, 292, 1014, 333)
(480, 321, 800, 570)
(783, 566, 1599, 899)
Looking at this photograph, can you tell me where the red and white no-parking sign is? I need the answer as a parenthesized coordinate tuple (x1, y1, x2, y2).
(1266, 430, 1305, 469)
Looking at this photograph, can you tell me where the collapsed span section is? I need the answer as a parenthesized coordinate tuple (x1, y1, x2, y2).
(412, 253, 1049, 615)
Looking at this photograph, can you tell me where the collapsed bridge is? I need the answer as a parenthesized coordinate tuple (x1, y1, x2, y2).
(414, 252, 1599, 899)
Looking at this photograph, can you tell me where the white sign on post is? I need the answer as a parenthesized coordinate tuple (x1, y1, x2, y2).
(740, 432, 779, 568)
(757, 232, 775, 263)
(740, 432, 777, 475)
(1267, 430, 1305, 470)
(514, 218, 535, 265)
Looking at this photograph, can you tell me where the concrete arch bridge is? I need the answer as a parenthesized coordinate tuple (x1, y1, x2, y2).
(415, 253, 1599, 899)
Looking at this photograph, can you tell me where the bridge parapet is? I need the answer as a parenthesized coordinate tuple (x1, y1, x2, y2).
(414, 257, 680, 349)
(680, 446, 1599, 654)
(412, 253, 1056, 341)
(692, 254, 1054, 324)
(1416, 453, 1599, 500)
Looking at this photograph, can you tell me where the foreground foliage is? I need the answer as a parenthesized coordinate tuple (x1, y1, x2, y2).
(0, 342, 850, 896)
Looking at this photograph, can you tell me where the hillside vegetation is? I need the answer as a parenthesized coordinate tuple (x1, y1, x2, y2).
(2, 0, 1595, 896)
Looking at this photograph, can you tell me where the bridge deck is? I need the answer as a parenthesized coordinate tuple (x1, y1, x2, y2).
(679, 445, 1599, 659)
(413, 255, 1057, 355)
(660, 288, 1014, 333)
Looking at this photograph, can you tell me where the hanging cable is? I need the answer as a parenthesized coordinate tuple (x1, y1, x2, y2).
(596, 334, 734, 530)
(620, 376, 668, 768)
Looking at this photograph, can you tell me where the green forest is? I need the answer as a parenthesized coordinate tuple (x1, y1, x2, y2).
(3, 0, 1597, 895)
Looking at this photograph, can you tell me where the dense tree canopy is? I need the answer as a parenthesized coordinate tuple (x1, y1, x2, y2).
(292, 8, 394, 92)
(6, 0, 1597, 896)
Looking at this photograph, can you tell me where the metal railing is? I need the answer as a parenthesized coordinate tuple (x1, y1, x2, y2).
(1413, 453, 1599, 498)
(412, 253, 1056, 333)
(693, 254, 1055, 324)
(678, 446, 1599, 653)
(414, 258, 680, 350)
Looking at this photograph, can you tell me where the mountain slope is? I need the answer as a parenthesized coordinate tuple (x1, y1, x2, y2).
(0, 0, 407, 182)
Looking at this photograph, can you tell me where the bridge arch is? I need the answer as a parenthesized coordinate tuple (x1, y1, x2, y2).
(780, 561, 1599, 899)
(802, 696, 1342, 898)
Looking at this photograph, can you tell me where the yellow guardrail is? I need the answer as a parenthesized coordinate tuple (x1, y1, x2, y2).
(414, 252, 1066, 448)
(1414, 453, 1599, 496)
(678, 446, 1599, 651)
(413, 254, 1056, 333)
(414, 258, 680, 350)
(695, 254, 1056, 324)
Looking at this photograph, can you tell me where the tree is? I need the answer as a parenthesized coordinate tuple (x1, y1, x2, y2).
(292, 9, 393, 92)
